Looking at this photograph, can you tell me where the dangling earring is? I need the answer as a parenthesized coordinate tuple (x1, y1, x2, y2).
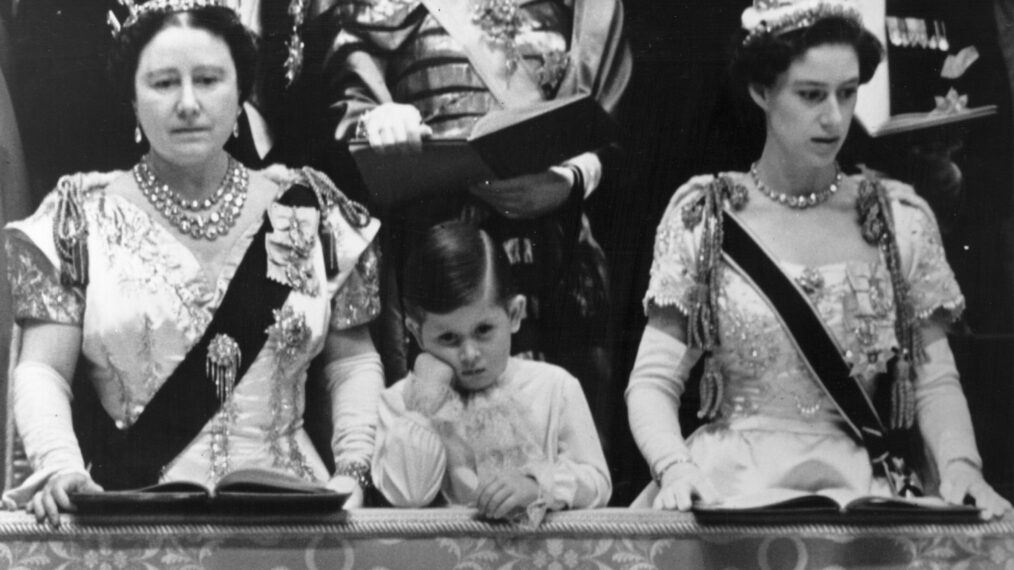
(232, 121, 240, 138)
(134, 124, 143, 144)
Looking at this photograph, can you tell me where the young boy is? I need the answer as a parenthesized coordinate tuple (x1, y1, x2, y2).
(371, 221, 611, 526)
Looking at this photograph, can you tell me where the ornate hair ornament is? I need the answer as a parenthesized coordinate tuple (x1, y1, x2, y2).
(741, 0, 862, 45)
(107, 0, 237, 36)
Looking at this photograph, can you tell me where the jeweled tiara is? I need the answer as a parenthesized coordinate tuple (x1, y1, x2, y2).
(741, 0, 862, 45)
(107, 0, 238, 36)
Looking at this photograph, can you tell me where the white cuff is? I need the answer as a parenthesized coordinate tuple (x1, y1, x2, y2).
(563, 152, 603, 199)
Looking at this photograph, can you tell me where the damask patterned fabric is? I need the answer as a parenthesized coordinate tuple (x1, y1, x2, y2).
(4, 168, 380, 490)
(638, 173, 969, 501)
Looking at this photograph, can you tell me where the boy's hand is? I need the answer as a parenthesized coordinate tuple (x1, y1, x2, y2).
(475, 471, 540, 520)
(406, 353, 455, 415)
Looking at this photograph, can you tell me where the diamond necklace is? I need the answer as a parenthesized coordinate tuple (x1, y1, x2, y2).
(134, 155, 249, 241)
(750, 161, 843, 209)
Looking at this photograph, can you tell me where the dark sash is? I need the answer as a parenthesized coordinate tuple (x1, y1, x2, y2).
(721, 210, 914, 493)
(72, 215, 291, 490)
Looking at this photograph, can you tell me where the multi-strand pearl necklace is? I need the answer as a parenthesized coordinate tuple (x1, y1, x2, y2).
(750, 161, 843, 209)
(134, 156, 248, 241)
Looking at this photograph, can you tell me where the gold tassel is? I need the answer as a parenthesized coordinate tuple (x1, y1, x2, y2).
(53, 178, 89, 287)
(319, 218, 340, 277)
(698, 356, 723, 420)
(891, 356, 915, 429)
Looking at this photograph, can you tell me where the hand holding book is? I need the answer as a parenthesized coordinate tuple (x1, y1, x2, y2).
(468, 168, 573, 220)
(357, 103, 434, 155)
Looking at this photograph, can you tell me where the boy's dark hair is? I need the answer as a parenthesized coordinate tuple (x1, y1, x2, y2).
(731, 15, 884, 90)
(108, 6, 259, 111)
(402, 221, 516, 320)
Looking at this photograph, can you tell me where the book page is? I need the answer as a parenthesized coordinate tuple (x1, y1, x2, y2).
(703, 488, 827, 510)
(216, 468, 333, 495)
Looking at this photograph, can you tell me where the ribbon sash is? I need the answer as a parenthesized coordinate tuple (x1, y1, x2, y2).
(72, 216, 291, 490)
(720, 210, 895, 472)
(419, 0, 544, 108)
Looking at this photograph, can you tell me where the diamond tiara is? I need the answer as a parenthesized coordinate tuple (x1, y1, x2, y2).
(741, 0, 862, 45)
(108, 0, 238, 36)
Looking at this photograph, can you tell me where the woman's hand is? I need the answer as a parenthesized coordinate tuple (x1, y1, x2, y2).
(468, 168, 573, 220)
(653, 462, 720, 511)
(327, 474, 365, 509)
(940, 460, 1012, 520)
(29, 472, 102, 527)
(475, 471, 540, 520)
(360, 103, 433, 155)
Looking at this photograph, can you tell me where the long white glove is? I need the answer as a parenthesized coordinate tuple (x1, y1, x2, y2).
(2, 361, 88, 509)
(324, 352, 384, 475)
(624, 325, 701, 482)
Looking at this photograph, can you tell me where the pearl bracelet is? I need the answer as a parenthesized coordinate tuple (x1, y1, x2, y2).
(653, 455, 695, 486)
(335, 459, 372, 490)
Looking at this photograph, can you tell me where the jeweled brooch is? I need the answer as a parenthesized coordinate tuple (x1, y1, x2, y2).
(207, 333, 241, 402)
(267, 305, 310, 364)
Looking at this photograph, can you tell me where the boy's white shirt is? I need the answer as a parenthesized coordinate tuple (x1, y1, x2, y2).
(371, 357, 611, 511)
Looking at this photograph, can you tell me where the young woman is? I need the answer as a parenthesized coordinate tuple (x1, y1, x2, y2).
(3, 1, 383, 525)
(626, 0, 1011, 519)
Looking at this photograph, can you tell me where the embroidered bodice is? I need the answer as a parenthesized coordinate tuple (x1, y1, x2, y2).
(645, 173, 964, 423)
(5, 168, 381, 485)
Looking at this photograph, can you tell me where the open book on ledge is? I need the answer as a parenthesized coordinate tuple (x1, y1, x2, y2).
(68, 468, 351, 515)
(349, 94, 619, 208)
(693, 488, 981, 524)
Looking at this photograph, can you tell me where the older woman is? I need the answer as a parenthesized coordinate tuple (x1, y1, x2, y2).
(626, 0, 1011, 518)
(3, 1, 383, 525)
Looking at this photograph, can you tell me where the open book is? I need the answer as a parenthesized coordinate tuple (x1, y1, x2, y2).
(693, 488, 981, 524)
(68, 468, 352, 515)
(349, 94, 618, 208)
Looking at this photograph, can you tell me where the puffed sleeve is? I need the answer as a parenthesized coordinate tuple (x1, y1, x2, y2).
(524, 372, 611, 512)
(4, 190, 85, 325)
(643, 175, 714, 315)
(887, 181, 965, 324)
(330, 239, 380, 330)
(371, 378, 448, 507)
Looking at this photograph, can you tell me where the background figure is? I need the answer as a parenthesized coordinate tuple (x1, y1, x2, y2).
(316, 0, 631, 447)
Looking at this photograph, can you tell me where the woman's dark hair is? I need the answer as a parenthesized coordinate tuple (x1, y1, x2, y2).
(402, 221, 516, 320)
(107, 6, 258, 109)
(731, 16, 884, 89)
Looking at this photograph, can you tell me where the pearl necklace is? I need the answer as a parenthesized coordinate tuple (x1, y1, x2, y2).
(134, 156, 249, 241)
(750, 161, 843, 209)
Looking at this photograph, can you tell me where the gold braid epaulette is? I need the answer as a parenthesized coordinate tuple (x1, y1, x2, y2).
(856, 176, 922, 430)
(53, 175, 90, 288)
(293, 167, 371, 278)
(679, 175, 748, 420)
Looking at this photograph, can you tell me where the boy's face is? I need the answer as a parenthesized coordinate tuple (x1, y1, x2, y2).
(409, 289, 525, 393)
